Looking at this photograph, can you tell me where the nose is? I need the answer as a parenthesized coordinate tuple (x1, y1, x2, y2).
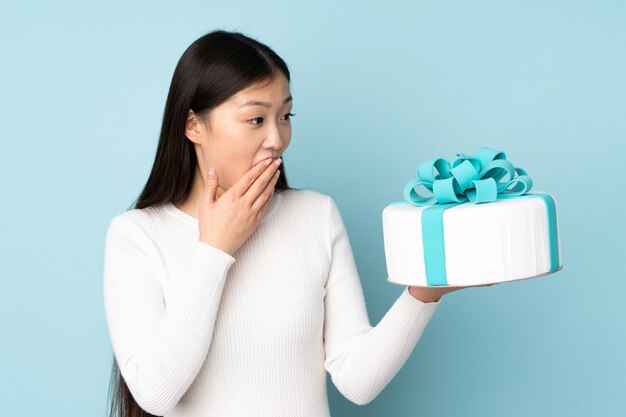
(266, 123, 286, 154)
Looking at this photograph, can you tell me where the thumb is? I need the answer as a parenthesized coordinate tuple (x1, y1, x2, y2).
(204, 166, 218, 203)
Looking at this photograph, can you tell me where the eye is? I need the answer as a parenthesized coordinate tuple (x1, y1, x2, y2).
(247, 112, 296, 126)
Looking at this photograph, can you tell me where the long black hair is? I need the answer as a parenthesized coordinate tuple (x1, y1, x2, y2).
(106, 29, 297, 417)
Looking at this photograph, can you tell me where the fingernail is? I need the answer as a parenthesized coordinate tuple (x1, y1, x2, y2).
(265, 158, 272, 165)
(208, 167, 215, 177)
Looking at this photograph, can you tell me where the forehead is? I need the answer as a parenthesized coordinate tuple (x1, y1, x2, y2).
(228, 74, 292, 109)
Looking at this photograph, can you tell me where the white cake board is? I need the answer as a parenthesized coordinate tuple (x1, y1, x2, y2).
(387, 265, 563, 288)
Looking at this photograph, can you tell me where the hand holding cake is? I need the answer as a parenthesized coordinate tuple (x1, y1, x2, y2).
(407, 282, 495, 303)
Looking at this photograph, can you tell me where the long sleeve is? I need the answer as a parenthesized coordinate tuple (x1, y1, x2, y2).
(103, 215, 236, 415)
(322, 196, 441, 406)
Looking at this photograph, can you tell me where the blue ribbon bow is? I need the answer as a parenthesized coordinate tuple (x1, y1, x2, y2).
(402, 147, 534, 206)
(390, 147, 561, 286)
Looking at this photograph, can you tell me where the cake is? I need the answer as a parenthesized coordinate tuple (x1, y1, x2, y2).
(382, 147, 562, 287)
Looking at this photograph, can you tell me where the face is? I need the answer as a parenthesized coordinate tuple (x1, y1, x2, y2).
(185, 72, 293, 191)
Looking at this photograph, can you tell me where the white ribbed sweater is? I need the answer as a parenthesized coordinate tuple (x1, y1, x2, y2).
(103, 188, 440, 416)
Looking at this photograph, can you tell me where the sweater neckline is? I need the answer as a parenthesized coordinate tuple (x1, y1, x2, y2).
(164, 191, 283, 225)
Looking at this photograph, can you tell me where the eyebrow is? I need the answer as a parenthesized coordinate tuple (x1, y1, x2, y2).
(238, 95, 293, 109)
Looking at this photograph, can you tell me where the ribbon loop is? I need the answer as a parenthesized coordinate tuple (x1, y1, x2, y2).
(433, 177, 465, 204)
(449, 159, 480, 191)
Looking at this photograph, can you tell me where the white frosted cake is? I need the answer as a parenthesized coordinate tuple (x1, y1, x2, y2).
(383, 147, 563, 287)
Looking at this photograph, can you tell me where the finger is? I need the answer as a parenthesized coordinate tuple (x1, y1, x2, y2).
(232, 157, 276, 197)
(203, 166, 219, 203)
(253, 169, 280, 214)
(243, 158, 282, 203)
(256, 192, 272, 219)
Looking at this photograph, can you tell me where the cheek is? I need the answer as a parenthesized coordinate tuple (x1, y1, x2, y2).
(220, 148, 258, 185)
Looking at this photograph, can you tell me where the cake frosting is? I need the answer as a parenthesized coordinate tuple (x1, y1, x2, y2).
(382, 147, 562, 287)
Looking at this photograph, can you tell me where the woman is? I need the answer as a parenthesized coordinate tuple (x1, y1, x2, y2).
(103, 29, 467, 417)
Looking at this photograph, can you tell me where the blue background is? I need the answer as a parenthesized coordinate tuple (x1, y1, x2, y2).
(1, 1, 624, 416)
